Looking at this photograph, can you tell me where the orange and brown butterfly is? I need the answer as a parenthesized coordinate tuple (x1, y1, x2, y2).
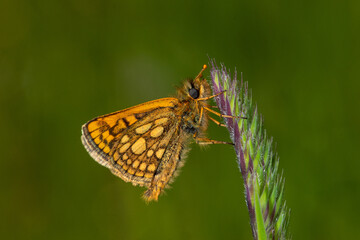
(81, 65, 234, 202)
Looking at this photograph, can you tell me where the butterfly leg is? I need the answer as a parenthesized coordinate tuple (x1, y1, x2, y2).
(208, 116, 227, 127)
(198, 104, 204, 125)
(195, 136, 234, 145)
(193, 131, 233, 145)
(203, 106, 247, 119)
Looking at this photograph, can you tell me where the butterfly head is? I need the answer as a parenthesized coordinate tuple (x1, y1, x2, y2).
(178, 65, 211, 101)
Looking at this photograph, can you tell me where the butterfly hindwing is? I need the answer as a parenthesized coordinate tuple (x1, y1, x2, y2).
(109, 113, 181, 187)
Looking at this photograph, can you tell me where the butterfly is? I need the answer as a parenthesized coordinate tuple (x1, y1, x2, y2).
(81, 65, 236, 202)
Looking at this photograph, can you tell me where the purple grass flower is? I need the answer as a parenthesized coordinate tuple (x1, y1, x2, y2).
(209, 59, 290, 240)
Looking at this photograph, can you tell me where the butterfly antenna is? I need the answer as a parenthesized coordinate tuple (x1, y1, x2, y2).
(195, 64, 207, 80)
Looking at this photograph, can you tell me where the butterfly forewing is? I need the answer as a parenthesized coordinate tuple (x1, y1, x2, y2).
(81, 98, 182, 187)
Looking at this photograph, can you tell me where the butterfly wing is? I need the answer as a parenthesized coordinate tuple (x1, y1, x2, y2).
(81, 98, 182, 187)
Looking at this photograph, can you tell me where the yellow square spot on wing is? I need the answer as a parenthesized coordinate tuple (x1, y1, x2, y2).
(103, 146, 110, 154)
(147, 164, 156, 172)
(156, 148, 165, 159)
(122, 164, 129, 171)
(135, 171, 144, 177)
(132, 160, 140, 168)
(139, 163, 147, 171)
(128, 168, 135, 175)
(150, 126, 164, 138)
(144, 173, 153, 179)
(90, 129, 101, 138)
(113, 151, 120, 161)
(119, 143, 130, 153)
(125, 115, 137, 125)
(94, 136, 101, 144)
(88, 122, 99, 132)
(107, 135, 114, 143)
(121, 135, 129, 143)
(131, 137, 146, 155)
(147, 149, 154, 157)
(98, 142, 105, 149)
(155, 118, 168, 125)
(135, 123, 152, 134)
(102, 130, 109, 139)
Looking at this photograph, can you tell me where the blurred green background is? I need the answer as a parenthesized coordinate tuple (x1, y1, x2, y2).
(1, 0, 359, 239)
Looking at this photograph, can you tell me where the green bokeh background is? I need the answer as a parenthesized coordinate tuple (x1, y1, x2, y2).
(1, 0, 359, 239)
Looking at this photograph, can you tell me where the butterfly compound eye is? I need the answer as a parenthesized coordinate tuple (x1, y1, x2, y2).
(189, 88, 199, 99)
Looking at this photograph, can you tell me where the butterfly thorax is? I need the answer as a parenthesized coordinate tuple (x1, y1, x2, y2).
(176, 78, 211, 135)
(176, 99, 205, 135)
